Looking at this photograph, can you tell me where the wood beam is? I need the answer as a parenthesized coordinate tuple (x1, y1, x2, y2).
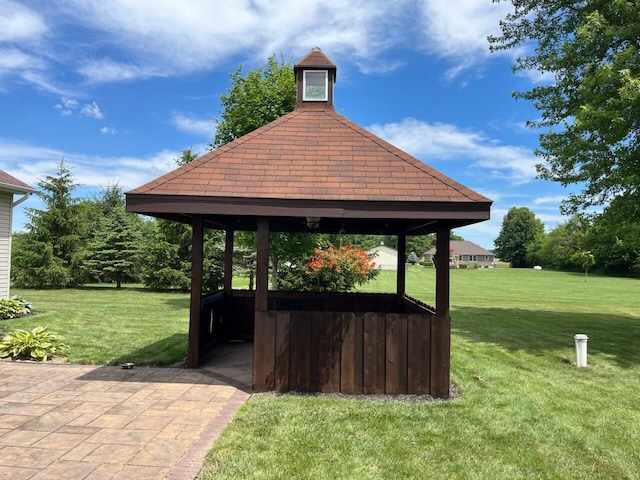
(224, 228, 234, 294)
(187, 215, 204, 369)
(431, 226, 451, 398)
(396, 233, 406, 305)
(253, 219, 273, 391)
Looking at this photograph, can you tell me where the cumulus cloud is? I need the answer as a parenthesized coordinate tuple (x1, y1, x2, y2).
(368, 118, 538, 184)
(100, 126, 117, 135)
(80, 101, 104, 119)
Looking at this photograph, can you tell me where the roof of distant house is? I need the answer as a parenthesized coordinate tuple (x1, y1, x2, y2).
(0, 170, 35, 194)
(426, 240, 494, 256)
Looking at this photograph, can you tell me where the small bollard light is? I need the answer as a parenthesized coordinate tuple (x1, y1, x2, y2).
(574, 334, 589, 367)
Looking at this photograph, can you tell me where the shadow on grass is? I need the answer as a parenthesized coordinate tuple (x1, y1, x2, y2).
(452, 306, 640, 368)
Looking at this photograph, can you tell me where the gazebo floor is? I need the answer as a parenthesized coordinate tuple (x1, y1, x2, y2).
(201, 342, 253, 392)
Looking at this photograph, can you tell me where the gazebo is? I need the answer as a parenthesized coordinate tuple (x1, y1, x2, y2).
(126, 48, 492, 398)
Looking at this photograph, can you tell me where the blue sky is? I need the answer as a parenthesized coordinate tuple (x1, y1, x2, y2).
(1, 0, 571, 250)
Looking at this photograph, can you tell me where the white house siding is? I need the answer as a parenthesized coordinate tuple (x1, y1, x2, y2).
(367, 245, 398, 270)
(0, 193, 12, 297)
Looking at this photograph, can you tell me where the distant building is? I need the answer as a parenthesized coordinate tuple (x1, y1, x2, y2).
(0, 170, 35, 297)
(424, 240, 495, 268)
(367, 243, 398, 270)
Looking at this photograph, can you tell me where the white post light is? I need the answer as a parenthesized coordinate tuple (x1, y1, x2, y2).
(574, 334, 589, 367)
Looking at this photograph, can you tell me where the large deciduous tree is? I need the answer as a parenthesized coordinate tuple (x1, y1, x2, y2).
(210, 53, 296, 149)
(490, 1, 640, 218)
(494, 207, 545, 267)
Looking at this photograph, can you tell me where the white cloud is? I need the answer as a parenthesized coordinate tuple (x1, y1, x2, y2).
(58, 0, 413, 82)
(418, 0, 522, 78)
(368, 118, 538, 184)
(80, 101, 104, 119)
(171, 115, 213, 137)
(100, 126, 117, 135)
(0, 1, 47, 42)
(533, 195, 566, 205)
(0, 138, 178, 192)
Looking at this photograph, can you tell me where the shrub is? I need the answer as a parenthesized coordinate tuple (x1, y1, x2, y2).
(0, 298, 28, 320)
(0, 326, 70, 361)
(305, 245, 378, 292)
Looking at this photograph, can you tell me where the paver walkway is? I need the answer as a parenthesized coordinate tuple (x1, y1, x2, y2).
(0, 343, 253, 479)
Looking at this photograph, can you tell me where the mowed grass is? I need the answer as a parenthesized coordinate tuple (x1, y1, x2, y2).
(7, 285, 190, 365)
(202, 268, 640, 479)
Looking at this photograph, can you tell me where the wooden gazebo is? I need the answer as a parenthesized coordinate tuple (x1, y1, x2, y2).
(126, 48, 492, 398)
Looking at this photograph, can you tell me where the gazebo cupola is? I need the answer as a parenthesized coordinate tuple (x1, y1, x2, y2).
(294, 47, 337, 109)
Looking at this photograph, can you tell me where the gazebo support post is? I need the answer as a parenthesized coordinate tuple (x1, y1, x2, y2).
(222, 228, 234, 341)
(431, 226, 451, 397)
(187, 215, 204, 368)
(253, 219, 274, 391)
(224, 228, 234, 294)
(396, 233, 406, 307)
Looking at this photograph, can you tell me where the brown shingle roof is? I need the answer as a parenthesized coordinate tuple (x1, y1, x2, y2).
(129, 108, 490, 204)
(0, 170, 35, 193)
(295, 48, 336, 69)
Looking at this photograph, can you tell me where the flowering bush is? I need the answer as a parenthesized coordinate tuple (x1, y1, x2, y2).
(305, 245, 378, 292)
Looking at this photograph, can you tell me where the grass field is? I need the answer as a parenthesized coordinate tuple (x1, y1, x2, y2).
(202, 268, 640, 479)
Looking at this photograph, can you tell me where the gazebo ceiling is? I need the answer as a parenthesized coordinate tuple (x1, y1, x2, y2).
(126, 49, 491, 236)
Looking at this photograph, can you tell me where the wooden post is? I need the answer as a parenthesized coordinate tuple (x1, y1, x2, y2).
(253, 219, 274, 391)
(187, 215, 204, 369)
(396, 233, 406, 307)
(224, 228, 234, 294)
(431, 226, 451, 398)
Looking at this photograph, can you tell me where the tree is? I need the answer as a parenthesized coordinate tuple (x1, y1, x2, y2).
(572, 250, 595, 282)
(210, 53, 296, 149)
(490, 1, 640, 217)
(494, 207, 545, 267)
(538, 215, 588, 270)
(12, 160, 86, 287)
(139, 150, 224, 291)
(84, 206, 142, 288)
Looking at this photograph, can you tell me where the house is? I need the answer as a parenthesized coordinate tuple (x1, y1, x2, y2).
(367, 243, 398, 270)
(127, 48, 492, 397)
(425, 240, 495, 267)
(0, 170, 35, 297)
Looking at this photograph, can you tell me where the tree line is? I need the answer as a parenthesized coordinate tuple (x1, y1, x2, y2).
(494, 206, 640, 277)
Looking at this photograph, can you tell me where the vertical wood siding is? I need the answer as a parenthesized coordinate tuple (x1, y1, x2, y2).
(254, 310, 433, 395)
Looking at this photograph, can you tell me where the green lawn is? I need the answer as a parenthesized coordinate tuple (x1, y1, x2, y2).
(202, 268, 640, 479)
(7, 285, 190, 365)
(7, 269, 640, 478)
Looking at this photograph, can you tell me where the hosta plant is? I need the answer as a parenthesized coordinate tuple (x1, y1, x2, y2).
(0, 298, 28, 320)
(0, 326, 70, 361)
(10, 295, 33, 314)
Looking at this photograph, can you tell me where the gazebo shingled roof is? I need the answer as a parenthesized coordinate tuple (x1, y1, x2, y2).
(126, 48, 492, 397)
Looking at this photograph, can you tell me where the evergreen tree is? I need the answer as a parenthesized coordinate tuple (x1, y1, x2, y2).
(84, 206, 142, 288)
(12, 160, 85, 287)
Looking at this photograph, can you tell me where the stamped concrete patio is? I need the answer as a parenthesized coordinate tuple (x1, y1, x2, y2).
(0, 342, 252, 480)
